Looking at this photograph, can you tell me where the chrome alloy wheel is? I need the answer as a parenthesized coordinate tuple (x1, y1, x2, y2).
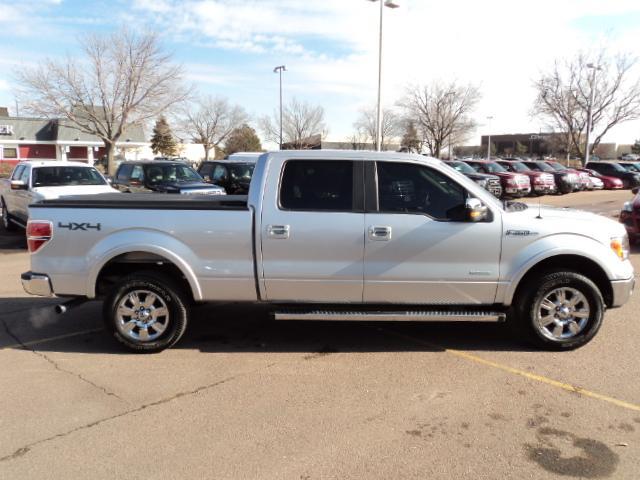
(535, 287, 590, 341)
(116, 290, 169, 342)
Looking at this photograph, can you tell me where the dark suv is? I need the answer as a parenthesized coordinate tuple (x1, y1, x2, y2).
(112, 161, 226, 195)
(521, 161, 578, 194)
(198, 161, 255, 195)
(586, 161, 640, 189)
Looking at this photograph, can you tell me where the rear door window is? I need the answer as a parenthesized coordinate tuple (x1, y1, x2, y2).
(212, 164, 228, 182)
(130, 166, 144, 182)
(116, 164, 133, 181)
(280, 160, 354, 211)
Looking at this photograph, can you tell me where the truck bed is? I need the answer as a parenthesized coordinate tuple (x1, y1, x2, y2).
(31, 193, 249, 210)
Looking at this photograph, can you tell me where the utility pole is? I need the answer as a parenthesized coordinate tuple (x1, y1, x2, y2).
(273, 65, 286, 150)
(486, 116, 494, 160)
(584, 63, 602, 165)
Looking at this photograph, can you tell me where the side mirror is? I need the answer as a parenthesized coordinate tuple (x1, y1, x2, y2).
(466, 197, 488, 222)
(632, 187, 639, 195)
(10, 180, 27, 191)
(104, 176, 113, 185)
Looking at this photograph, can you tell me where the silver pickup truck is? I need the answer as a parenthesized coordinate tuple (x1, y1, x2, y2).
(22, 151, 635, 352)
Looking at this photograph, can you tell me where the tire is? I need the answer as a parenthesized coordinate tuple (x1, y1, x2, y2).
(1, 198, 17, 232)
(103, 271, 189, 353)
(511, 270, 604, 350)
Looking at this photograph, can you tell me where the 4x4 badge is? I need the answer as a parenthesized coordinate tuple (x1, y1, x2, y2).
(57, 222, 101, 231)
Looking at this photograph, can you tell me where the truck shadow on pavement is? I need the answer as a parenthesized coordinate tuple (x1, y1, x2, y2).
(1, 299, 540, 355)
(0, 227, 26, 252)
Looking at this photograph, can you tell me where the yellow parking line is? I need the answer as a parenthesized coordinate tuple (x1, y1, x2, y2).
(1, 328, 103, 351)
(379, 328, 640, 413)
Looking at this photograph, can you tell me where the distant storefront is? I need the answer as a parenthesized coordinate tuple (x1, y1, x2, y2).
(0, 113, 147, 165)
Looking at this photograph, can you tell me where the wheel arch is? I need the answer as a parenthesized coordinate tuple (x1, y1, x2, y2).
(507, 254, 613, 308)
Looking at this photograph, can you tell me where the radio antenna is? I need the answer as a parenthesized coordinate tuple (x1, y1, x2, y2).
(536, 198, 542, 219)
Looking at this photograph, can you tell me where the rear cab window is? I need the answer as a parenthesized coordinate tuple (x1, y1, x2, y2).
(32, 167, 106, 187)
(279, 160, 355, 212)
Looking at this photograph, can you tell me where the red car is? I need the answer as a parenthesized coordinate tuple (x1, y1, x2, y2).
(576, 168, 624, 190)
(620, 187, 640, 243)
(545, 161, 591, 190)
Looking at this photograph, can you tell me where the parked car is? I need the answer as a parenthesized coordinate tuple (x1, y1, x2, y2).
(111, 161, 226, 195)
(445, 161, 502, 197)
(521, 161, 578, 194)
(21, 150, 634, 353)
(544, 161, 592, 190)
(463, 160, 531, 198)
(620, 187, 640, 244)
(586, 161, 640, 189)
(0, 160, 116, 230)
(620, 153, 640, 161)
(198, 157, 258, 195)
(497, 160, 556, 196)
(576, 168, 623, 190)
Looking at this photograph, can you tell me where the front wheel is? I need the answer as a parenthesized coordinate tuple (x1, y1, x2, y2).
(511, 271, 604, 350)
(103, 272, 189, 353)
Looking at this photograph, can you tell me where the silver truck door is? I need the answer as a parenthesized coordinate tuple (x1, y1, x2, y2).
(260, 159, 365, 302)
(363, 161, 502, 305)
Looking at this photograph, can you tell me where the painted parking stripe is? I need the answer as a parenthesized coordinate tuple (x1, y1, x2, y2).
(0, 328, 103, 351)
(378, 327, 640, 413)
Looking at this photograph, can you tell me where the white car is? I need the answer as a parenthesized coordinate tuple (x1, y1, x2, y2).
(621, 153, 640, 161)
(1, 161, 117, 230)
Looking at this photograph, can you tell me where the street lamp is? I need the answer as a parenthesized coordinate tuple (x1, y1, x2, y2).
(273, 65, 287, 150)
(367, 0, 399, 151)
(486, 116, 494, 160)
(584, 63, 602, 165)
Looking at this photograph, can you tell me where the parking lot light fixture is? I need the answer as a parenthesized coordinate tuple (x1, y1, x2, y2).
(584, 63, 602, 166)
(486, 116, 494, 160)
(367, 0, 399, 151)
(273, 65, 286, 150)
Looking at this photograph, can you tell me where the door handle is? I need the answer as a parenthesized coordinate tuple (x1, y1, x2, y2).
(368, 225, 392, 241)
(267, 224, 290, 239)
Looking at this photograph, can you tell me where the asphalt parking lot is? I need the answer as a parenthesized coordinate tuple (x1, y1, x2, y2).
(1, 190, 639, 479)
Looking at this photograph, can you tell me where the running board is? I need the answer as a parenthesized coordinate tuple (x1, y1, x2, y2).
(273, 310, 506, 323)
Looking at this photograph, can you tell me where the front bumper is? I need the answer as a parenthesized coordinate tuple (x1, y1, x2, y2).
(505, 186, 531, 196)
(533, 184, 556, 194)
(21, 272, 53, 297)
(610, 276, 635, 308)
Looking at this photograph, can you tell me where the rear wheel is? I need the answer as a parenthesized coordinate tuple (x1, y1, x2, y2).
(511, 270, 604, 350)
(1, 199, 16, 232)
(103, 271, 189, 353)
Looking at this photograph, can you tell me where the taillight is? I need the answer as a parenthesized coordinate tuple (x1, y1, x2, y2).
(26, 221, 52, 253)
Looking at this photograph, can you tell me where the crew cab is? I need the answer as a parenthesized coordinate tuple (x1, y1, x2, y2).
(112, 160, 226, 195)
(21, 151, 634, 353)
(464, 160, 531, 197)
(0, 161, 116, 230)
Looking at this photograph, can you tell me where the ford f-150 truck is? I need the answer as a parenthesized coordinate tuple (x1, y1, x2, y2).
(1, 161, 116, 230)
(21, 151, 635, 353)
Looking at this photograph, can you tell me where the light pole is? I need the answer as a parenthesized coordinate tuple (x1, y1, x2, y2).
(273, 65, 286, 150)
(486, 116, 494, 160)
(368, 0, 399, 151)
(584, 63, 602, 165)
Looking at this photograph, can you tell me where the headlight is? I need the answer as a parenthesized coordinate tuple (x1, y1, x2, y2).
(474, 178, 488, 187)
(622, 201, 633, 213)
(610, 235, 630, 260)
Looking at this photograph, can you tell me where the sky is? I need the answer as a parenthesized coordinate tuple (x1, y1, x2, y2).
(2, 0, 640, 148)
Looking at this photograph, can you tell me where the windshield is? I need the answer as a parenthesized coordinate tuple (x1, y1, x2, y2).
(228, 164, 255, 180)
(481, 162, 507, 173)
(547, 162, 568, 171)
(448, 161, 476, 174)
(146, 164, 202, 183)
(526, 162, 555, 172)
(508, 162, 531, 173)
(621, 163, 640, 172)
(32, 166, 106, 187)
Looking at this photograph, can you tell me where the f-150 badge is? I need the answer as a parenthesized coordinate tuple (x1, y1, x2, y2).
(505, 229, 538, 236)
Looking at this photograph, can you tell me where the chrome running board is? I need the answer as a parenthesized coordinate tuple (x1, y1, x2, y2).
(273, 310, 506, 323)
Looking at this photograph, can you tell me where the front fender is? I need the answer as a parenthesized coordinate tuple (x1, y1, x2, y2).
(499, 233, 626, 306)
(86, 228, 203, 300)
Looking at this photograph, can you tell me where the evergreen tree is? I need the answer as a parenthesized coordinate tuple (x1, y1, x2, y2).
(223, 124, 263, 156)
(150, 116, 178, 156)
(400, 121, 421, 153)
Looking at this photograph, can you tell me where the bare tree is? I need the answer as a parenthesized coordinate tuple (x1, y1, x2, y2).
(399, 81, 481, 158)
(259, 98, 326, 149)
(16, 28, 189, 174)
(532, 49, 640, 164)
(181, 95, 249, 161)
(353, 106, 402, 150)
